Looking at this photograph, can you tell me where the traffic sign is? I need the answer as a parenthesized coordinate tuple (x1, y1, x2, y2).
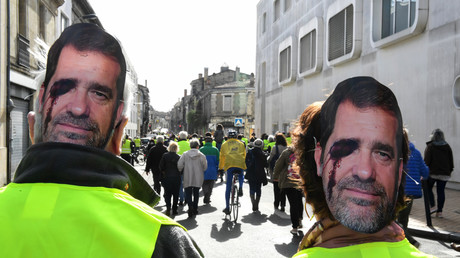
(234, 118, 244, 127)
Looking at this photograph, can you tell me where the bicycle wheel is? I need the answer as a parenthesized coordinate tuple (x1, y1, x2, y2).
(138, 154, 145, 166)
(232, 185, 239, 222)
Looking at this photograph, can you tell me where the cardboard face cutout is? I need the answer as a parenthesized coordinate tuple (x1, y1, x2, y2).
(314, 77, 404, 234)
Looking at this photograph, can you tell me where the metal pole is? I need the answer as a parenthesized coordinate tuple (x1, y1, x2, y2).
(421, 179, 432, 227)
(6, 0, 12, 183)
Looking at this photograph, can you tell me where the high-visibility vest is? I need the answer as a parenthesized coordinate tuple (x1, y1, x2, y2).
(177, 140, 190, 155)
(134, 138, 141, 147)
(263, 139, 269, 151)
(0, 183, 182, 258)
(122, 140, 132, 154)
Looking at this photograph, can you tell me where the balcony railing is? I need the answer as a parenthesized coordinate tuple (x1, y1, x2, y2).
(17, 34, 30, 68)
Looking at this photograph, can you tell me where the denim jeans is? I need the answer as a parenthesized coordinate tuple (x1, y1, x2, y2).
(225, 167, 244, 209)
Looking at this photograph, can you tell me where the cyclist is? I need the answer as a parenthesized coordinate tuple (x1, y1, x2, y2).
(219, 130, 247, 215)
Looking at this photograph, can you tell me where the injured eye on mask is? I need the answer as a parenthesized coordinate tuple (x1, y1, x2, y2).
(329, 139, 359, 161)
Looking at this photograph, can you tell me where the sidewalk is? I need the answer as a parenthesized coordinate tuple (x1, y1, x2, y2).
(408, 188, 460, 243)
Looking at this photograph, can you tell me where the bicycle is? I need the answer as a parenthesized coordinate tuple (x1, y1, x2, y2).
(132, 148, 145, 166)
(228, 170, 242, 222)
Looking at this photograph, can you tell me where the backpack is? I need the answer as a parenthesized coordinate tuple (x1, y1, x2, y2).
(269, 145, 280, 170)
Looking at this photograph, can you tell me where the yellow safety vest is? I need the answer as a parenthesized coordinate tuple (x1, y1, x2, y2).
(134, 138, 141, 147)
(121, 140, 132, 154)
(0, 183, 182, 258)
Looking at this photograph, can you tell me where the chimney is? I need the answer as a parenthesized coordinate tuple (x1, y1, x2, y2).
(204, 67, 208, 82)
(235, 67, 240, 81)
(145, 79, 147, 87)
(184, 89, 187, 97)
(199, 73, 202, 79)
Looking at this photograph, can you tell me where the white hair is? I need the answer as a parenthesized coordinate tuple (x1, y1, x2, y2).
(179, 131, 188, 140)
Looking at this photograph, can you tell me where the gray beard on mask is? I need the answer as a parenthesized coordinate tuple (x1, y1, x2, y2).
(326, 176, 395, 233)
(38, 111, 108, 149)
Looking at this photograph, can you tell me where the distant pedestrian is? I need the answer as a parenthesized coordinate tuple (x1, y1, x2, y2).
(145, 135, 167, 195)
(273, 146, 303, 234)
(267, 133, 287, 212)
(178, 139, 207, 218)
(159, 141, 182, 216)
(424, 128, 454, 218)
(199, 133, 220, 204)
(398, 128, 428, 247)
(214, 124, 225, 151)
(245, 139, 268, 212)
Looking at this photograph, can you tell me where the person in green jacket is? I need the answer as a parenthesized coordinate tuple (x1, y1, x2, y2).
(0, 23, 202, 258)
(292, 77, 434, 258)
(199, 133, 220, 204)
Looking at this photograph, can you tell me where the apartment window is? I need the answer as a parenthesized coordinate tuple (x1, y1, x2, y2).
(328, 5, 353, 61)
(382, 0, 416, 38)
(61, 13, 69, 33)
(274, 0, 281, 22)
(262, 12, 267, 33)
(39, 4, 47, 41)
(19, 0, 27, 36)
(284, 0, 292, 12)
(454, 76, 460, 109)
(279, 46, 291, 82)
(371, 0, 428, 48)
(298, 17, 323, 77)
(326, 0, 362, 66)
(300, 30, 316, 73)
(223, 95, 232, 112)
(279, 37, 293, 85)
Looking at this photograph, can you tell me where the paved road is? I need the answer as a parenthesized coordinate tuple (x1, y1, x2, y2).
(134, 164, 458, 257)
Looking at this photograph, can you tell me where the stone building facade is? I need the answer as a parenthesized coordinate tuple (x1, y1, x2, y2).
(172, 65, 255, 137)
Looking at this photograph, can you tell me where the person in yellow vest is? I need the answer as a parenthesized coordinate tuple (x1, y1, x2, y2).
(121, 135, 133, 164)
(292, 77, 434, 257)
(219, 130, 247, 215)
(177, 131, 191, 205)
(262, 133, 269, 152)
(0, 23, 203, 258)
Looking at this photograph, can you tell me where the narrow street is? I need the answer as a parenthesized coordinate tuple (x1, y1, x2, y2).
(133, 164, 458, 257)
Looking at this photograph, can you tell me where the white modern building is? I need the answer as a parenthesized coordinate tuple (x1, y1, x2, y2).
(255, 0, 459, 188)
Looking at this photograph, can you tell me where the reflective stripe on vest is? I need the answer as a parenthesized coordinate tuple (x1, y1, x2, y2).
(122, 140, 132, 154)
(0, 183, 182, 258)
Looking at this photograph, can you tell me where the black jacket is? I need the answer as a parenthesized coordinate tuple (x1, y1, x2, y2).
(245, 147, 268, 184)
(159, 152, 182, 179)
(12, 142, 203, 258)
(424, 141, 454, 176)
(146, 143, 168, 174)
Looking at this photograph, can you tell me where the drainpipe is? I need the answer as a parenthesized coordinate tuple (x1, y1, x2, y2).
(6, 0, 13, 183)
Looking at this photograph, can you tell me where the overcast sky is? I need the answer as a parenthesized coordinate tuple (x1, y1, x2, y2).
(89, 0, 258, 112)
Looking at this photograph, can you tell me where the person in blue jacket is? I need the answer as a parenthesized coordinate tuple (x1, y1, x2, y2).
(398, 128, 429, 248)
(199, 133, 220, 204)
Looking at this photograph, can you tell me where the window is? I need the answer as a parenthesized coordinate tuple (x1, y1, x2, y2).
(223, 95, 232, 112)
(279, 37, 294, 85)
(284, 0, 291, 12)
(39, 4, 47, 41)
(371, 0, 428, 48)
(298, 17, 323, 77)
(328, 5, 353, 61)
(279, 47, 291, 82)
(326, 0, 362, 66)
(300, 31, 316, 72)
(19, 0, 27, 36)
(61, 13, 69, 33)
(454, 76, 460, 109)
(262, 12, 267, 33)
(274, 0, 280, 22)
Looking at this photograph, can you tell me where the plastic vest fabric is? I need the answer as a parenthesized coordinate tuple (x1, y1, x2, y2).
(177, 140, 190, 155)
(286, 137, 292, 146)
(121, 140, 132, 154)
(134, 138, 141, 147)
(292, 238, 435, 258)
(263, 139, 269, 151)
(219, 138, 247, 171)
(0, 183, 182, 258)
